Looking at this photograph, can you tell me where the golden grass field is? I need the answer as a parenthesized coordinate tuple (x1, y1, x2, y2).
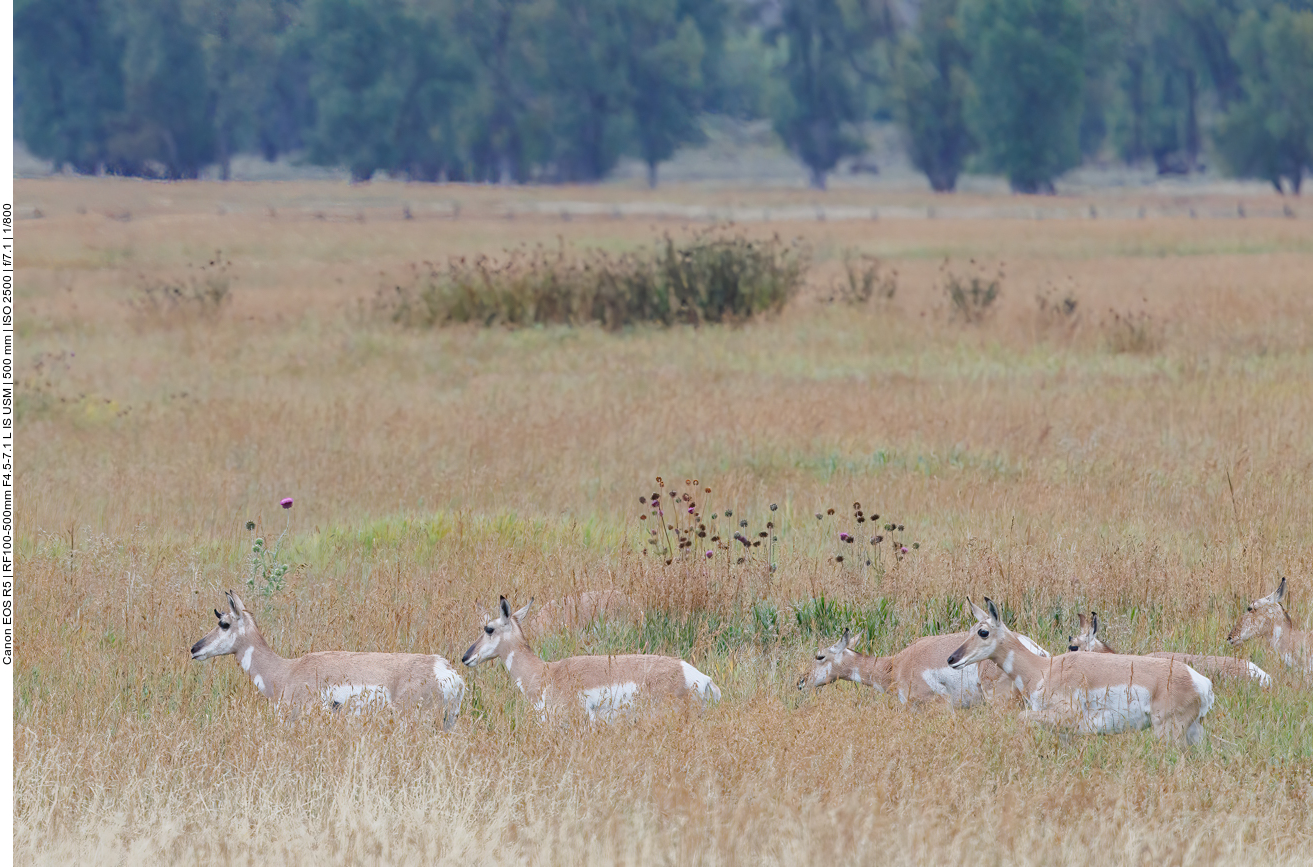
(15, 177, 1313, 865)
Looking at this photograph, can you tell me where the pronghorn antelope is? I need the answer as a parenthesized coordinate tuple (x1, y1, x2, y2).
(948, 598, 1214, 744)
(190, 590, 465, 728)
(526, 589, 638, 635)
(798, 627, 1053, 707)
(462, 596, 720, 722)
(1227, 578, 1313, 674)
(1069, 611, 1271, 686)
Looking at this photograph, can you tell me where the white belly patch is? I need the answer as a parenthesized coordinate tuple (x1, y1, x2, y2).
(322, 683, 391, 714)
(580, 682, 641, 722)
(921, 665, 984, 708)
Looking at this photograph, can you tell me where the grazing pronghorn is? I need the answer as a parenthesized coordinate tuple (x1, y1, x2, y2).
(1069, 611, 1271, 686)
(462, 596, 720, 722)
(1227, 578, 1313, 674)
(526, 589, 638, 635)
(948, 598, 1214, 744)
(798, 628, 1052, 707)
(190, 590, 465, 729)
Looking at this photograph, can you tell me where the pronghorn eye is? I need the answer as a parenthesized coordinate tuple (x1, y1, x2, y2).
(220, 621, 230, 630)
(484, 625, 494, 635)
(977, 628, 989, 639)
(816, 654, 824, 661)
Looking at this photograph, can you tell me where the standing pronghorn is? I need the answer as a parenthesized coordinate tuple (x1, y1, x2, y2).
(1069, 611, 1271, 686)
(1227, 578, 1313, 674)
(461, 597, 720, 722)
(190, 590, 465, 729)
(948, 598, 1214, 744)
(798, 628, 1052, 707)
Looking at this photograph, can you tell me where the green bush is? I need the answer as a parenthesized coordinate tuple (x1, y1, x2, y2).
(377, 230, 808, 331)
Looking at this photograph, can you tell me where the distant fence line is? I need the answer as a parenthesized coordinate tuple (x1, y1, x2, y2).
(13, 198, 1306, 223)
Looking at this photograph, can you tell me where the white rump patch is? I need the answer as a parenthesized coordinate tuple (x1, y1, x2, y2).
(1248, 662, 1272, 687)
(1187, 668, 1215, 718)
(680, 661, 720, 702)
(323, 683, 391, 714)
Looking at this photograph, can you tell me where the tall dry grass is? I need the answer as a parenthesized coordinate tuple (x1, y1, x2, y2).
(14, 178, 1313, 864)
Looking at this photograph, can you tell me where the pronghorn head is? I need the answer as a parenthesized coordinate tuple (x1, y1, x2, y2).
(1228, 577, 1291, 646)
(1068, 611, 1110, 652)
(947, 598, 1006, 670)
(462, 596, 533, 667)
(190, 590, 254, 661)
(797, 629, 860, 690)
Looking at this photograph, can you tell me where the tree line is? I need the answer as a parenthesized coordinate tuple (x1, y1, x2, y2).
(14, 0, 1313, 193)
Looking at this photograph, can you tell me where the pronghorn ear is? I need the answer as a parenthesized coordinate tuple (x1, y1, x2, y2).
(967, 597, 990, 623)
(226, 591, 247, 617)
(1274, 577, 1287, 604)
(983, 597, 1001, 626)
(513, 598, 534, 621)
(1076, 612, 1088, 632)
(499, 596, 511, 619)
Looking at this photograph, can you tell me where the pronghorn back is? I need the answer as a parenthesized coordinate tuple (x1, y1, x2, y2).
(1069, 610, 1269, 686)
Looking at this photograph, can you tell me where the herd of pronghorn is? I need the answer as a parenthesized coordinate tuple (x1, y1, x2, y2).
(190, 578, 1308, 746)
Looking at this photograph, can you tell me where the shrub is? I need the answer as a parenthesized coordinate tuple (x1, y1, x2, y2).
(128, 253, 232, 323)
(941, 258, 1003, 323)
(826, 250, 897, 305)
(377, 230, 808, 331)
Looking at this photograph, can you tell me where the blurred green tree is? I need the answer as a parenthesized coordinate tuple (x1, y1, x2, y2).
(108, 0, 216, 178)
(965, 0, 1086, 193)
(624, 1, 707, 187)
(14, 0, 126, 173)
(770, 0, 880, 189)
(890, 0, 974, 191)
(1216, 5, 1313, 193)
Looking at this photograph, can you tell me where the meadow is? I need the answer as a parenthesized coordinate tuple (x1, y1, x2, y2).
(14, 177, 1313, 865)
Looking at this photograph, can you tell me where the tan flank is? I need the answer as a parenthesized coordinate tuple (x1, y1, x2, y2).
(797, 627, 1052, 707)
(190, 591, 465, 728)
(526, 589, 638, 634)
(462, 596, 719, 722)
(1069, 611, 1271, 686)
(1228, 578, 1313, 674)
(950, 599, 1215, 745)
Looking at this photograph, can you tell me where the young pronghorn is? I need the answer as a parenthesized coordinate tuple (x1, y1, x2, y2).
(190, 590, 465, 729)
(948, 598, 1214, 744)
(1069, 611, 1271, 686)
(797, 628, 1052, 707)
(461, 596, 720, 722)
(1227, 578, 1313, 674)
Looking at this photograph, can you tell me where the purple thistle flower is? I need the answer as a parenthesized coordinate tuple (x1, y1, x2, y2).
(280, 498, 294, 509)
(705, 551, 714, 558)
(839, 533, 851, 542)
(900, 546, 909, 554)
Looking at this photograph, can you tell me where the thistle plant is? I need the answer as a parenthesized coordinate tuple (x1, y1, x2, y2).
(247, 497, 295, 597)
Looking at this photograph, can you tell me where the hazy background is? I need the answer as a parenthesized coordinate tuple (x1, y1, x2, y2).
(13, 0, 1313, 193)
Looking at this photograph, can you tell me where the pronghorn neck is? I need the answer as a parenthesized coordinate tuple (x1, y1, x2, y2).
(498, 632, 550, 699)
(990, 630, 1049, 695)
(1269, 617, 1309, 664)
(233, 626, 291, 700)
(844, 653, 894, 691)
